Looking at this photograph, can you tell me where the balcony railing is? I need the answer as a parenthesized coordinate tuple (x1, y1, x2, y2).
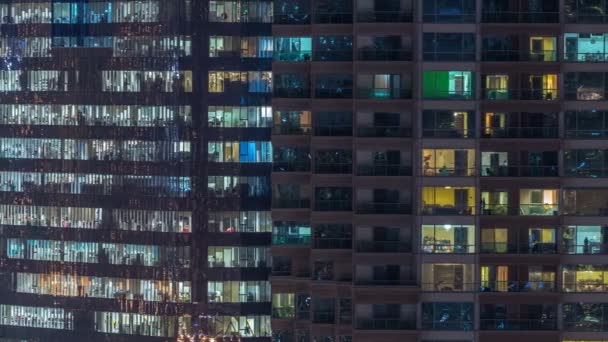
(481, 11, 559, 23)
(423, 90, 474, 100)
(356, 240, 411, 253)
(354, 278, 416, 286)
(565, 12, 608, 23)
(421, 205, 474, 216)
(357, 49, 412, 61)
(313, 50, 353, 62)
(483, 88, 558, 100)
(273, 14, 311, 25)
(563, 320, 608, 332)
(482, 127, 559, 138)
(480, 242, 557, 254)
(566, 168, 608, 178)
(272, 199, 310, 209)
(314, 163, 352, 174)
(481, 165, 558, 177)
(356, 164, 411, 176)
(423, 12, 476, 23)
(421, 320, 474, 331)
(356, 10, 413, 23)
(315, 87, 353, 99)
(420, 243, 475, 254)
(480, 280, 556, 292)
(272, 161, 311, 172)
(312, 311, 336, 324)
(520, 204, 559, 216)
(356, 318, 415, 330)
(566, 129, 608, 139)
(314, 200, 352, 211)
(423, 128, 475, 138)
(482, 50, 557, 62)
(313, 12, 353, 23)
(562, 243, 608, 255)
(313, 125, 352, 136)
(356, 87, 411, 99)
(272, 125, 312, 135)
(480, 319, 558, 331)
(423, 167, 476, 177)
(563, 282, 608, 293)
(356, 126, 412, 137)
(273, 235, 311, 245)
(273, 51, 312, 62)
(314, 238, 352, 249)
(274, 87, 311, 98)
(562, 206, 608, 216)
(272, 307, 296, 319)
(421, 282, 476, 292)
(423, 51, 475, 62)
(565, 52, 608, 62)
(356, 202, 411, 214)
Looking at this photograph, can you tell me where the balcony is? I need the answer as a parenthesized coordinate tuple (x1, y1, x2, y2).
(355, 278, 415, 286)
(356, 319, 415, 330)
(480, 319, 558, 330)
(480, 280, 557, 292)
(313, 12, 353, 24)
(313, 50, 353, 62)
(480, 242, 557, 254)
(563, 282, 608, 293)
(423, 12, 476, 23)
(274, 88, 311, 98)
(481, 11, 559, 23)
(423, 90, 474, 100)
(314, 200, 352, 212)
(421, 282, 476, 292)
(356, 88, 411, 100)
(356, 240, 411, 253)
(312, 311, 336, 324)
(314, 238, 352, 249)
(482, 127, 559, 139)
(272, 199, 310, 209)
(481, 165, 558, 177)
(520, 204, 558, 216)
(273, 161, 311, 172)
(356, 11, 413, 23)
(356, 126, 411, 138)
(422, 206, 474, 216)
(483, 88, 557, 101)
(482, 50, 557, 62)
(421, 320, 474, 331)
(356, 164, 411, 176)
(272, 307, 296, 319)
(357, 49, 412, 61)
(423, 51, 475, 62)
(273, 235, 311, 245)
(314, 125, 352, 136)
(315, 88, 353, 99)
(356, 202, 411, 215)
(314, 163, 352, 174)
(273, 125, 311, 135)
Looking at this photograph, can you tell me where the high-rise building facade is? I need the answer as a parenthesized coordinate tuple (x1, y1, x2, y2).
(0, 0, 272, 341)
(270, 1, 608, 342)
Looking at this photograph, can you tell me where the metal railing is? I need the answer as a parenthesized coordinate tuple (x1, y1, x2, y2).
(480, 319, 558, 331)
(356, 126, 412, 137)
(423, 51, 475, 62)
(356, 10, 413, 23)
(273, 87, 311, 98)
(272, 125, 312, 135)
(314, 238, 352, 249)
(314, 87, 353, 98)
(313, 12, 352, 24)
(422, 167, 476, 177)
(421, 320, 474, 331)
(314, 200, 352, 211)
(272, 199, 310, 209)
(480, 242, 557, 254)
(313, 125, 352, 136)
(482, 126, 559, 138)
(356, 319, 415, 330)
(423, 90, 474, 100)
(313, 50, 353, 61)
(272, 161, 311, 172)
(565, 52, 608, 62)
(356, 87, 412, 99)
(481, 11, 559, 23)
(356, 202, 411, 214)
(421, 282, 477, 292)
(423, 13, 476, 23)
(273, 51, 312, 62)
(481, 165, 558, 177)
(482, 50, 557, 62)
(357, 49, 412, 61)
(423, 128, 475, 138)
(421, 205, 475, 216)
(479, 280, 557, 292)
(314, 162, 352, 174)
(356, 164, 412, 176)
(562, 282, 608, 293)
(420, 243, 476, 254)
(483, 88, 558, 100)
(356, 240, 411, 253)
